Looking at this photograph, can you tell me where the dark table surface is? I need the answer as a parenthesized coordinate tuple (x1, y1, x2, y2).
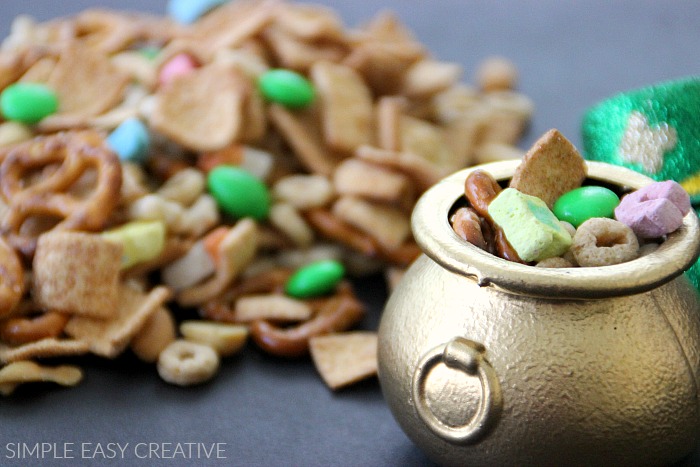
(0, 1, 699, 466)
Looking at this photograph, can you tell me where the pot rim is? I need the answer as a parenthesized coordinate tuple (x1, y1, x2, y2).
(412, 160, 700, 299)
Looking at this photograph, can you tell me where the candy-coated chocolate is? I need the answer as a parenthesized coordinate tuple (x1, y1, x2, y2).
(285, 260, 345, 299)
(258, 69, 315, 109)
(159, 53, 198, 86)
(167, 0, 228, 24)
(488, 188, 572, 262)
(0, 83, 58, 124)
(553, 186, 620, 227)
(138, 46, 161, 60)
(106, 118, 150, 163)
(207, 165, 270, 220)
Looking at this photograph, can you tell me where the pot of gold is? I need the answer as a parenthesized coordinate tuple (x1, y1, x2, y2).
(378, 133, 700, 466)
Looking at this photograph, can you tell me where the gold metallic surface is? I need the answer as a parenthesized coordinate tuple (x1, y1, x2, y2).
(378, 161, 700, 466)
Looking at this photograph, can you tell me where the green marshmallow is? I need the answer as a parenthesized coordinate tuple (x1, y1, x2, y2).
(488, 188, 572, 262)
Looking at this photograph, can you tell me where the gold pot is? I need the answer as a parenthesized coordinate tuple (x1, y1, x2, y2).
(378, 160, 700, 466)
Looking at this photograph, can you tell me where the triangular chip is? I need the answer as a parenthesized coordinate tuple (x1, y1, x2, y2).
(309, 331, 378, 390)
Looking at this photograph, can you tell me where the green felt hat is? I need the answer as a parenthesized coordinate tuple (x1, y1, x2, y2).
(582, 76, 700, 292)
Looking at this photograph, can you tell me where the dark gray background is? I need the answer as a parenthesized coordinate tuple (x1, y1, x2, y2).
(0, 1, 699, 466)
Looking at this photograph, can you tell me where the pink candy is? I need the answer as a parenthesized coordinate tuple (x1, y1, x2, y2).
(158, 53, 198, 86)
(614, 180, 691, 238)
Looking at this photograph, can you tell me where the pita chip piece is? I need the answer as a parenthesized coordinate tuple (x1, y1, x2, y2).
(46, 43, 130, 119)
(309, 331, 378, 390)
(311, 61, 373, 153)
(0, 338, 90, 364)
(64, 285, 171, 358)
(0, 360, 83, 396)
(150, 64, 245, 152)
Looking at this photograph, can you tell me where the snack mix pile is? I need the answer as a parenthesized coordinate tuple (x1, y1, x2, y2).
(0, 0, 534, 393)
(452, 129, 691, 268)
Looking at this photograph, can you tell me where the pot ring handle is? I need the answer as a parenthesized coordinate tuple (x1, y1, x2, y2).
(412, 336, 502, 445)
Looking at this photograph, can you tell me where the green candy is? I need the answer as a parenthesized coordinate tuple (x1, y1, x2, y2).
(285, 260, 345, 298)
(553, 186, 620, 228)
(258, 69, 315, 109)
(0, 83, 58, 124)
(207, 166, 271, 220)
(138, 46, 161, 60)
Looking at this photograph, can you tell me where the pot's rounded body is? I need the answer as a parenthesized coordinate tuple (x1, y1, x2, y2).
(378, 161, 700, 467)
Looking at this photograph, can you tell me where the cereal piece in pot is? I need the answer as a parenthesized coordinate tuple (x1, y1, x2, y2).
(157, 339, 220, 386)
(535, 257, 574, 268)
(509, 129, 587, 208)
(571, 218, 639, 267)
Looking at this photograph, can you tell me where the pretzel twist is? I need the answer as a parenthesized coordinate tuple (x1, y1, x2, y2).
(0, 131, 122, 257)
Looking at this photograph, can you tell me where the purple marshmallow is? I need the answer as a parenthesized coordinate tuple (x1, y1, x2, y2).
(615, 196, 684, 238)
(622, 180, 691, 215)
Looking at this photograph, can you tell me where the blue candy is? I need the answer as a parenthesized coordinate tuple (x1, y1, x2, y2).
(107, 118, 150, 163)
(167, 0, 229, 24)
